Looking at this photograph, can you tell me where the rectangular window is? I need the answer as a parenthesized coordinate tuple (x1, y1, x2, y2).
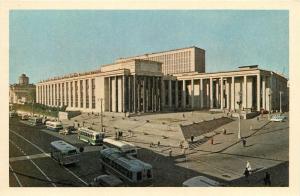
(86, 79, 89, 108)
(92, 79, 96, 109)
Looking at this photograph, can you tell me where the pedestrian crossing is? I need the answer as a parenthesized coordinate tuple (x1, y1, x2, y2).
(9, 153, 51, 162)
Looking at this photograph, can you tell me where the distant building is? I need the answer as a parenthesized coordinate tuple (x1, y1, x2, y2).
(116, 46, 205, 75)
(36, 46, 289, 113)
(9, 74, 36, 104)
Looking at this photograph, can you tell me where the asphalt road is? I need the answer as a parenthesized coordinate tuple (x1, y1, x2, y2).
(9, 117, 105, 187)
(9, 115, 289, 187)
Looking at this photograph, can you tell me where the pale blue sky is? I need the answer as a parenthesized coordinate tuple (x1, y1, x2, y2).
(9, 10, 289, 84)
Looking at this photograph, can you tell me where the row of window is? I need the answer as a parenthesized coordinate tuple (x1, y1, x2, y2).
(38, 79, 96, 109)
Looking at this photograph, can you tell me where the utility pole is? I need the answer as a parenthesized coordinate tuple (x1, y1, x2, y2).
(237, 91, 242, 140)
(268, 90, 272, 120)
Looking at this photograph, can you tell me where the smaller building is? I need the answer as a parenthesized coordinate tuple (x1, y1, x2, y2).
(9, 74, 36, 104)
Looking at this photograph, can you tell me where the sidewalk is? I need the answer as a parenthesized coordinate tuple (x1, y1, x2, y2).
(59, 112, 270, 157)
(188, 116, 270, 153)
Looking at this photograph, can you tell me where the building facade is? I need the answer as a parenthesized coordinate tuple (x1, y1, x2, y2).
(36, 47, 288, 113)
(116, 46, 205, 75)
(10, 74, 36, 104)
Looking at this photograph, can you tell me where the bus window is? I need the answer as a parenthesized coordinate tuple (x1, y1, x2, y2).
(137, 172, 142, 181)
(147, 170, 152, 178)
(68, 149, 77, 155)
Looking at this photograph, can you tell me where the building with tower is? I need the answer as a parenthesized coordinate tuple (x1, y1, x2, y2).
(9, 74, 36, 104)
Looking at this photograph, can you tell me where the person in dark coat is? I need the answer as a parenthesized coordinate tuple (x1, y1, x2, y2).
(264, 172, 271, 186)
(244, 167, 250, 183)
(191, 135, 194, 143)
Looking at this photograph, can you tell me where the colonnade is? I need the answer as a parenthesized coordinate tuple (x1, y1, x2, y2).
(36, 78, 96, 110)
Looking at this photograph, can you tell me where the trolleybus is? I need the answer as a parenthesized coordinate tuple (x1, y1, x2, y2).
(78, 127, 105, 145)
(100, 148, 153, 186)
(46, 121, 63, 131)
(50, 140, 80, 165)
(103, 138, 137, 157)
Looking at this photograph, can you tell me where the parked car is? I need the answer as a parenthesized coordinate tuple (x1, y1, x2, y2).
(59, 126, 77, 135)
(270, 115, 287, 122)
(9, 111, 17, 118)
(89, 174, 123, 187)
(21, 114, 30, 120)
(182, 176, 222, 187)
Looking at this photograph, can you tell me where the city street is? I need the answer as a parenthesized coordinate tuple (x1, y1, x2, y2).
(9, 113, 289, 187)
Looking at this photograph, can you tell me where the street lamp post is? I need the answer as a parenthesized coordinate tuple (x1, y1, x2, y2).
(237, 91, 242, 140)
(268, 90, 272, 120)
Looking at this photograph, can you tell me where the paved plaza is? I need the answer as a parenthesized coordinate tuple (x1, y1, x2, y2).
(58, 110, 289, 186)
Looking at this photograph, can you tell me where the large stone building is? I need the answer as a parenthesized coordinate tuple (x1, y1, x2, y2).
(9, 74, 36, 104)
(116, 46, 205, 75)
(36, 46, 289, 113)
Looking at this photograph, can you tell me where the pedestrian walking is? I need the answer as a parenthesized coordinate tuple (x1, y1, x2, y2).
(182, 113, 185, 118)
(223, 128, 227, 135)
(179, 141, 183, 149)
(244, 167, 250, 183)
(210, 137, 214, 145)
(242, 138, 247, 147)
(191, 135, 194, 143)
(264, 172, 271, 186)
(246, 161, 252, 174)
(157, 141, 160, 147)
(169, 149, 172, 157)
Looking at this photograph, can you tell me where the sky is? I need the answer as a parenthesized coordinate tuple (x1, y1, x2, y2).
(9, 10, 289, 84)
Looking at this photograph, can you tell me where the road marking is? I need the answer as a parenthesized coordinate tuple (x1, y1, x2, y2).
(28, 158, 56, 187)
(10, 153, 51, 162)
(10, 130, 45, 153)
(9, 139, 56, 187)
(9, 164, 23, 187)
(10, 129, 88, 186)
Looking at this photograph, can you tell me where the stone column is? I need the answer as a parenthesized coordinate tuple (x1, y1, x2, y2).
(182, 80, 186, 109)
(175, 81, 179, 108)
(72, 81, 76, 108)
(220, 77, 224, 109)
(200, 79, 203, 109)
(151, 77, 155, 112)
(262, 76, 266, 110)
(68, 82, 71, 108)
(210, 78, 213, 109)
(143, 77, 146, 113)
(59, 83, 63, 106)
(225, 79, 230, 109)
(108, 77, 111, 112)
(191, 79, 194, 109)
(161, 79, 165, 109)
(41, 85, 43, 104)
(137, 77, 141, 112)
(231, 77, 235, 111)
(257, 74, 261, 111)
(206, 81, 209, 108)
(128, 76, 131, 113)
(122, 75, 125, 113)
(64, 82, 68, 107)
(243, 76, 247, 109)
(48, 84, 51, 106)
(83, 80, 86, 109)
(115, 76, 118, 112)
(133, 75, 136, 113)
(169, 80, 172, 109)
(216, 80, 219, 108)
